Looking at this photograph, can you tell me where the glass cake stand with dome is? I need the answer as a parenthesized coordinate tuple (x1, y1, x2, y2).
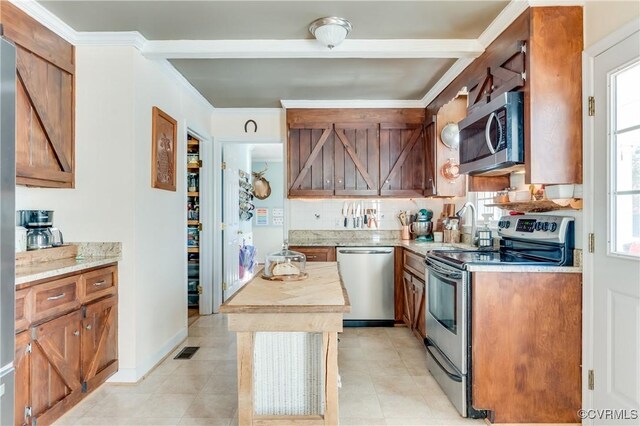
(262, 243, 308, 281)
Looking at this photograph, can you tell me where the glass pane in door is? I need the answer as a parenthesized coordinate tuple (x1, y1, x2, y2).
(611, 60, 640, 257)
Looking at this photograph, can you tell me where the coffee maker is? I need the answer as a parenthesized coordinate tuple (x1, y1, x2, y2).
(17, 210, 64, 250)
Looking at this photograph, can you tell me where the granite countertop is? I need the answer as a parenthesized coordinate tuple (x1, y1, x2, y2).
(15, 242, 122, 286)
(288, 230, 582, 273)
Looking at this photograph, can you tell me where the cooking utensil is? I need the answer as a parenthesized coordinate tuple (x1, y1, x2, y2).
(342, 202, 349, 227)
(398, 211, 407, 226)
(355, 204, 361, 228)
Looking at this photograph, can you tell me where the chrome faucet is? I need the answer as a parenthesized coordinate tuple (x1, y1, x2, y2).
(456, 202, 477, 246)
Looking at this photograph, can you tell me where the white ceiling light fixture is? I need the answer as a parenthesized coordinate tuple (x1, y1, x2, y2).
(309, 17, 353, 50)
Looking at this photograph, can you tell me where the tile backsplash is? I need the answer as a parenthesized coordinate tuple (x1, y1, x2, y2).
(287, 198, 466, 230)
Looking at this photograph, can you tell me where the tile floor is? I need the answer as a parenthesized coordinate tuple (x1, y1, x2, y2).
(54, 314, 484, 426)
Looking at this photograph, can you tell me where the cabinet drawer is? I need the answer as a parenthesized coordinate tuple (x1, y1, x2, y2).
(403, 249, 425, 280)
(15, 288, 30, 333)
(289, 246, 336, 262)
(31, 275, 81, 324)
(81, 266, 117, 303)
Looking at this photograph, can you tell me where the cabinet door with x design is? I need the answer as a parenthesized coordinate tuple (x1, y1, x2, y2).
(379, 123, 426, 197)
(334, 123, 379, 196)
(288, 123, 335, 197)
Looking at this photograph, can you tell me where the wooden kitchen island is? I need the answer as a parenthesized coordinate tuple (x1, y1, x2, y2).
(220, 262, 350, 426)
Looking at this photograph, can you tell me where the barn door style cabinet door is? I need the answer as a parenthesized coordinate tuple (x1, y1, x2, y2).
(30, 310, 83, 425)
(288, 123, 335, 197)
(379, 123, 426, 197)
(334, 124, 379, 196)
(0, 2, 75, 188)
(82, 296, 118, 393)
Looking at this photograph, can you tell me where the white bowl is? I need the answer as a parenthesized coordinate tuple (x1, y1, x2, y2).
(545, 184, 574, 199)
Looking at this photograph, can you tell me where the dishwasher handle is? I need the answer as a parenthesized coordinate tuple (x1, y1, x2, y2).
(338, 249, 393, 255)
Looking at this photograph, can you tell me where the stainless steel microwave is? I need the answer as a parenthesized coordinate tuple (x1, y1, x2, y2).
(458, 92, 524, 176)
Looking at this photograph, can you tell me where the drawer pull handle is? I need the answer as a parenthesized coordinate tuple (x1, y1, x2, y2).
(47, 293, 66, 301)
(86, 324, 92, 330)
(73, 330, 80, 336)
(94, 280, 106, 286)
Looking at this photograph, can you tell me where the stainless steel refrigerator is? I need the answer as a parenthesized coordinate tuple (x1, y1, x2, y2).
(0, 33, 17, 426)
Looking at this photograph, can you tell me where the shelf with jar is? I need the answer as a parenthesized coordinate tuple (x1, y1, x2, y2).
(186, 135, 201, 310)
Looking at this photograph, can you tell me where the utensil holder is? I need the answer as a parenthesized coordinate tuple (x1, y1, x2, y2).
(401, 226, 411, 240)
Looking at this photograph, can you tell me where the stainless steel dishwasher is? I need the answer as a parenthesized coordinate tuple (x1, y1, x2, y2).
(337, 247, 395, 326)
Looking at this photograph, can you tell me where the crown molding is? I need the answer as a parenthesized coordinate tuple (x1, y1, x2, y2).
(143, 39, 483, 60)
(477, 0, 529, 47)
(419, 57, 476, 107)
(155, 60, 215, 113)
(280, 99, 425, 109)
(75, 31, 147, 50)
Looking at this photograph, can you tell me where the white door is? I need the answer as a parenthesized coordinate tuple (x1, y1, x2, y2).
(592, 30, 640, 423)
(222, 166, 240, 302)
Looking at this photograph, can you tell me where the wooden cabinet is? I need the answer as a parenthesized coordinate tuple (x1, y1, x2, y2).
(82, 296, 118, 393)
(334, 124, 379, 196)
(288, 123, 335, 197)
(14, 332, 30, 426)
(401, 249, 427, 340)
(0, 2, 75, 188)
(379, 123, 426, 197)
(426, 6, 583, 187)
(14, 265, 118, 426)
(287, 109, 426, 198)
(471, 272, 581, 423)
(288, 246, 336, 262)
(30, 310, 83, 426)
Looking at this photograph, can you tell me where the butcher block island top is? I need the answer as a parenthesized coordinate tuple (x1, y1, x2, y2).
(220, 262, 350, 426)
(220, 262, 350, 314)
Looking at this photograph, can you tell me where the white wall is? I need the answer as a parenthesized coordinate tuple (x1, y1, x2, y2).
(212, 108, 285, 141)
(584, 1, 640, 48)
(251, 161, 285, 262)
(16, 45, 213, 382)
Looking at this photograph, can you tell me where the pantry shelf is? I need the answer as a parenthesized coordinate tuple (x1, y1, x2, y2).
(486, 199, 583, 213)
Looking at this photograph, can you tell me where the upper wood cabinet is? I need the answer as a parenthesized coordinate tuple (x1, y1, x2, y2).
(334, 123, 379, 196)
(379, 123, 426, 197)
(1, 2, 75, 188)
(288, 123, 335, 197)
(427, 6, 583, 186)
(287, 109, 425, 198)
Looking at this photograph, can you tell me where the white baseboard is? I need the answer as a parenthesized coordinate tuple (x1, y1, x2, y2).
(107, 327, 188, 384)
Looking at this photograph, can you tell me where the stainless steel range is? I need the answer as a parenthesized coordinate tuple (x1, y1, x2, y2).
(423, 214, 575, 418)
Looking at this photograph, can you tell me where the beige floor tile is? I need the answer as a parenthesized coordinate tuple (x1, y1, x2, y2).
(135, 394, 196, 418)
(177, 418, 232, 426)
(339, 391, 384, 418)
(365, 358, 413, 378)
(340, 417, 386, 425)
(182, 394, 237, 419)
(74, 417, 181, 425)
(152, 358, 183, 376)
(371, 374, 422, 396)
(201, 374, 238, 394)
(88, 393, 152, 418)
(339, 370, 377, 395)
(191, 346, 237, 361)
(51, 413, 81, 425)
(403, 355, 431, 376)
(338, 347, 366, 361)
(412, 375, 447, 400)
(155, 374, 210, 394)
(361, 346, 402, 361)
(173, 360, 230, 376)
(337, 333, 361, 348)
(377, 392, 432, 418)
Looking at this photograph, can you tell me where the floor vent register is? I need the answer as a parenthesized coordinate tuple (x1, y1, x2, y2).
(174, 346, 200, 360)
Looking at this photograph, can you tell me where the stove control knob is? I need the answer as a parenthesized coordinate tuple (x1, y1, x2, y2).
(550, 223, 558, 232)
(504, 221, 510, 229)
(535, 222, 542, 231)
(543, 222, 550, 231)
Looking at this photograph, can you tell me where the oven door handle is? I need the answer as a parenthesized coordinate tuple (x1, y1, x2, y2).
(425, 258, 463, 279)
(424, 338, 463, 383)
